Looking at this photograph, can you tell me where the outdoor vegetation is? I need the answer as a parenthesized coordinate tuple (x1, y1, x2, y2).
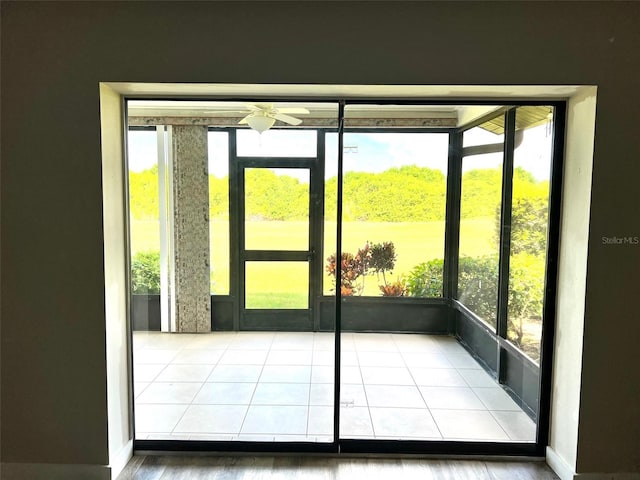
(129, 156, 548, 361)
(131, 251, 160, 294)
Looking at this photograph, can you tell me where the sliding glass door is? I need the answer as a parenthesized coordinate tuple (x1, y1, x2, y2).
(127, 99, 563, 455)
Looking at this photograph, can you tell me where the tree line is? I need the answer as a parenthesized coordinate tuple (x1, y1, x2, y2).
(129, 165, 548, 222)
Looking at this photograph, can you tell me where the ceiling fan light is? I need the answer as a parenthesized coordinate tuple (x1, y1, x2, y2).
(246, 115, 276, 133)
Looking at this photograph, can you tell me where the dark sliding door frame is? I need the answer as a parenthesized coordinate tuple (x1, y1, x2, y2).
(131, 98, 565, 458)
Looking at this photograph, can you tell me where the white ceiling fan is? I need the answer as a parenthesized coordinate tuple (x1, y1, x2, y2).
(205, 103, 310, 133)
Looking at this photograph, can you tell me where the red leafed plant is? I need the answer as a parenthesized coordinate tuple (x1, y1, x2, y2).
(327, 241, 406, 296)
(326, 243, 371, 296)
(379, 280, 407, 297)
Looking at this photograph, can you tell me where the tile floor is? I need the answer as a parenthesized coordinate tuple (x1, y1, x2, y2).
(133, 331, 535, 442)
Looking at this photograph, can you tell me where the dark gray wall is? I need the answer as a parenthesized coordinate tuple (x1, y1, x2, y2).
(2, 1, 639, 474)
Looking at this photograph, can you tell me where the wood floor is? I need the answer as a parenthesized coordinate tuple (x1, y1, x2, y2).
(117, 455, 559, 479)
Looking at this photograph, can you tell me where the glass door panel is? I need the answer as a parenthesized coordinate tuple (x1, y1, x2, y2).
(458, 122, 505, 328)
(506, 106, 554, 364)
(244, 168, 310, 251)
(338, 105, 453, 442)
(245, 261, 309, 309)
(235, 131, 335, 444)
(234, 119, 338, 444)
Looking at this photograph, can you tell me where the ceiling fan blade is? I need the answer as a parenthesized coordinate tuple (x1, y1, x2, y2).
(238, 114, 252, 125)
(276, 107, 310, 115)
(273, 113, 303, 126)
(248, 103, 273, 112)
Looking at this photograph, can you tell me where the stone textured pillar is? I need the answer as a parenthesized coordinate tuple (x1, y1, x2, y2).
(171, 126, 210, 332)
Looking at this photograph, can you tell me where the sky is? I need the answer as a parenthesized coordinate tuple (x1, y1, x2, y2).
(128, 123, 553, 182)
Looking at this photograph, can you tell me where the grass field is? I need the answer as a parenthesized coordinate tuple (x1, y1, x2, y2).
(130, 217, 496, 301)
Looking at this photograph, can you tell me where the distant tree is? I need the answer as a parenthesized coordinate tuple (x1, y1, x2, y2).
(493, 168, 549, 256)
(129, 165, 159, 220)
(509, 196, 549, 255)
(128, 165, 549, 226)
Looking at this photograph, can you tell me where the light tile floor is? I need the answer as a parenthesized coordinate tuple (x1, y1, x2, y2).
(133, 331, 536, 442)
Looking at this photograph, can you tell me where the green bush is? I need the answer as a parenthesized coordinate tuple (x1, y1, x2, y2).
(131, 251, 161, 294)
(495, 196, 549, 257)
(404, 256, 499, 314)
(507, 252, 545, 345)
(405, 253, 544, 351)
(404, 258, 444, 297)
(457, 255, 500, 321)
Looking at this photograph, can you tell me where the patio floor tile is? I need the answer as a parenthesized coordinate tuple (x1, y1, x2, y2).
(311, 365, 334, 383)
(193, 382, 256, 405)
(340, 384, 367, 407)
(207, 365, 262, 383)
(311, 350, 335, 365)
(133, 332, 536, 443)
(472, 387, 522, 411)
(419, 386, 486, 410)
(171, 349, 224, 364)
(365, 385, 426, 408)
(409, 368, 468, 387)
(357, 351, 405, 367)
(134, 364, 166, 382)
(340, 406, 374, 437)
(310, 383, 334, 406)
(360, 367, 415, 386)
(431, 409, 509, 440)
(134, 381, 150, 399)
(266, 349, 312, 365)
(135, 348, 180, 364)
(135, 404, 188, 433)
(251, 383, 309, 406)
(308, 406, 334, 435)
(155, 364, 215, 382)
(219, 349, 268, 365)
(458, 368, 497, 388)
(339, 366, 362, 384)
(259, 365, 311, 383)
(173, 404, 247, 434)
(369, 407, 441, 439)
(491, 410, 536, 441)
(136, 382, 203, 404)
(241, 405, 308, 435)
(402, 352, 453, 368)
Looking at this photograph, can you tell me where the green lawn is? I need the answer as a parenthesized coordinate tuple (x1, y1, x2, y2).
(130, 217, 496, 301)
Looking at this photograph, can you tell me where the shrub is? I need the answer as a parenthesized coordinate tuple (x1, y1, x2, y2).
(405, 254, 544, 352)
(457, 255, 500, 321)
(507, 252, 545, 345)
(326, 244, 371, 296)
(404, 259, 444, 297)
(131, 251, 161, 294)
(380, 280, 407, 297)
